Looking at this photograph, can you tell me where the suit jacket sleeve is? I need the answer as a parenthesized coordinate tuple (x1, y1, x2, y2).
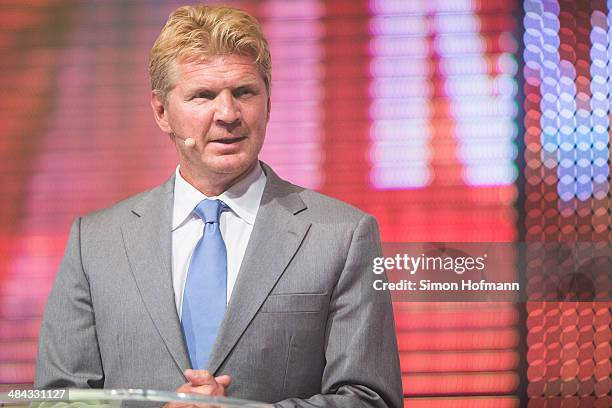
(35, 217, 105, 388)
(274, 215, 403, 408)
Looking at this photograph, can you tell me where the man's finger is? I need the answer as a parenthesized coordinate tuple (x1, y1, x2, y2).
(176, 381, 221, 396)
(214, 375, 232, 387)
(184, 369, 215, 385)
(175, 382, 193, 393)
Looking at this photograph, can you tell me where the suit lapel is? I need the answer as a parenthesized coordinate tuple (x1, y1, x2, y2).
(207, 164, 311, 375)
(120, 176, 191, 374)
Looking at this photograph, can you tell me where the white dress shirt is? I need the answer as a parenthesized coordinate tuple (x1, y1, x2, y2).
(171, 163, 266, 318)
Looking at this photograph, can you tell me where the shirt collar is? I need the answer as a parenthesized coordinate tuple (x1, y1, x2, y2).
(172, 162, 266, 230)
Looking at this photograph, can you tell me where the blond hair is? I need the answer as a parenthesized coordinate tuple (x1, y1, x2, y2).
(149, 5, 271, 104)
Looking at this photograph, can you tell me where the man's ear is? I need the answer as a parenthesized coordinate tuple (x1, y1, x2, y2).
(150, 91, 172, 134)
(266, 96, 271, 122)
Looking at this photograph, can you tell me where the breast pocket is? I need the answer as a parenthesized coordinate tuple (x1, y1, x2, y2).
(260, 293, 328, 313)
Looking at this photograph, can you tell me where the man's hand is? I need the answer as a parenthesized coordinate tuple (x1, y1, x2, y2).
(163, 370, 232, 408)
(179, 369, 232, 397)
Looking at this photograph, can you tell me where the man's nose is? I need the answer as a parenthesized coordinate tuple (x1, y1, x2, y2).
(214, 90, 240, 126)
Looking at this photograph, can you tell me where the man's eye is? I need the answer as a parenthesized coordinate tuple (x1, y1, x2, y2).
(195, 92, 215, 99)
(234, 88, 253, 97)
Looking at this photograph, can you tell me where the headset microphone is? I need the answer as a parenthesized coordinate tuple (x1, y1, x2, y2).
(171, 132, 196, 148)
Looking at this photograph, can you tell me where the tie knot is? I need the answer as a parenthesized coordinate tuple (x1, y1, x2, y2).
(193, 199, 226, 224)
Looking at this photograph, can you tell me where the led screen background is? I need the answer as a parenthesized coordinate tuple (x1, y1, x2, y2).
(0, 0, 609, 406)
(523, 0, 611, 406)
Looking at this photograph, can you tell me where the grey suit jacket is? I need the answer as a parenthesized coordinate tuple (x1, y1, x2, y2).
(35, 163, 403, 407)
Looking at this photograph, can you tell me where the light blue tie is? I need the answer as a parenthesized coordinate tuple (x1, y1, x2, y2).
(181, 199, 228, 369)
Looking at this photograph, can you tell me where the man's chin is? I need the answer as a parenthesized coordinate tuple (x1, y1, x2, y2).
(207, 157, 257, 177)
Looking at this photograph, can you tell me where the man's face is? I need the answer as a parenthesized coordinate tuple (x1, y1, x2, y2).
(152, 54, 270, 186)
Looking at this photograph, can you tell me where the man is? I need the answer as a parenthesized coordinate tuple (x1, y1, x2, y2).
(35, 5, 403, 407)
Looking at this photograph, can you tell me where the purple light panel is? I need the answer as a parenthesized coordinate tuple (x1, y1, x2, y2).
(259, 0, 324, 189)
(523, 0, 612, 406)
(524, 0, 610, 203)
(368, 0, 519, 190)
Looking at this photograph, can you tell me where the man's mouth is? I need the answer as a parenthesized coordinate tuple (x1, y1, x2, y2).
(210, 136, 246, 144)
